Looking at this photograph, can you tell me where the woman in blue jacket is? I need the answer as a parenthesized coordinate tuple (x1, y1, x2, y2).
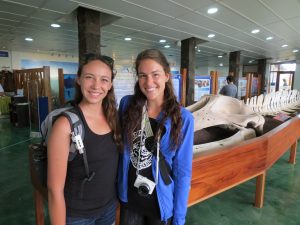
(118, 49, 194, 225)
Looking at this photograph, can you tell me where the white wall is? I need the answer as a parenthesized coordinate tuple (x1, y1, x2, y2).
(294, 60, 300, 91)
(11, 51, 78, 69)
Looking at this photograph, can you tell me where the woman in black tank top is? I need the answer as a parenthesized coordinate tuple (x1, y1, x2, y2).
(47, 54, 122, 225)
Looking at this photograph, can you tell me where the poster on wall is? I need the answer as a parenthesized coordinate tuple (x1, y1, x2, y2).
(171, 71, 181, 102)
(238, 78, 247, 98)
(113, 66, 136, 105)
(63, 74, 76, 102)
(251, 78, 258, 96)
(194, 75, 211, 101)
(218, 77, 227, 93)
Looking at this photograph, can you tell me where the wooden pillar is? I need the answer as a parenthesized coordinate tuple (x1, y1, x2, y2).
(77, 7, 101, 65)
(257, 59, 267, 94)
(229, 51, 241, 85)
(210, 71, 219, 94)
(181, 37, 206, 106)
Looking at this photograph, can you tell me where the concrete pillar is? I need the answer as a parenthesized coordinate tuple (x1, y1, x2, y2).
(229, 51, 241, 85)
(77, 7, 101, 65)
(181, 37, 206, 106)
(257, 59, 267, 93)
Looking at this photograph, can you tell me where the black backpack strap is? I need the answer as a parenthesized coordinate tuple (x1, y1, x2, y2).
(62, 106, 95, 198)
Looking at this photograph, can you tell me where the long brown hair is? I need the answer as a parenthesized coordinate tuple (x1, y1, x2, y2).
(123, 49, 182, 150)
(74, 54, 122, 150)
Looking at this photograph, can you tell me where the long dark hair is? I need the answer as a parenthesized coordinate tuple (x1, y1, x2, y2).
(123, 49, 182, 150)
(74, 54, 122, 150)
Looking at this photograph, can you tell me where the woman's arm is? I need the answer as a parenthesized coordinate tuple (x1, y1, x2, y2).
(47, 116, 71, 225)
(172, 109, 194, 225)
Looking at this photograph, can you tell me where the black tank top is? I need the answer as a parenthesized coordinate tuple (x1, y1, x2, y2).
(64, 108, 119, 217)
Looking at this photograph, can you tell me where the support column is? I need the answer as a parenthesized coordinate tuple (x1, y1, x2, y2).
(229, 51, 241, 85)
(77, 7, 101, 65)
(181, 37, 206, 106)
(257, 59, 267, 94)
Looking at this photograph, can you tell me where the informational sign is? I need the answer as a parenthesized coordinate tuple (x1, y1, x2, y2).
(114, 68, 136, 105)
(194, 75, 211, 101)
(238, 78, 247, 97)
(218, 77, 227, 93)
(63, 74, 76, 102)
(171, 71, 181, 102)
(0, 51, 9, 57)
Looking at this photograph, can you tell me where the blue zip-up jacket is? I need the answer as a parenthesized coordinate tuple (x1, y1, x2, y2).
(118, 95, 194, 225)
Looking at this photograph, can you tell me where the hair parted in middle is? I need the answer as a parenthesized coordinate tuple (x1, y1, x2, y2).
(74, 53, 122, 151)
(123, 49, 182, 150)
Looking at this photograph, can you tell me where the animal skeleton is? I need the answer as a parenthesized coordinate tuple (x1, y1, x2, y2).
(186, 95, 265, 154)
(246, 90, 300, 116)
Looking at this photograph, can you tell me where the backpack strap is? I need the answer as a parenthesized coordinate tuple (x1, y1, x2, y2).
(61, 106, 95, 198)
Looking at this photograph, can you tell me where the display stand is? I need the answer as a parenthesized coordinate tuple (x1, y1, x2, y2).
(13, 66, 51, 136)
(188, 116, 300, 207)
(244, 73, 262, 100)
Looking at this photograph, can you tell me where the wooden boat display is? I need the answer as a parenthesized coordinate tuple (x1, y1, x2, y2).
(29, 115, 300, 225)
(188, 115, 300, 207)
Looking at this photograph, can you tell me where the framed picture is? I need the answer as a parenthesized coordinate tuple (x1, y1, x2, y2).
(194, 75, 211, 101)
(59, 69, 76, 105)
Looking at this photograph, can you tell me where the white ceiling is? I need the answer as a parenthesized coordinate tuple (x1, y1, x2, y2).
(1, 0, 300, 66)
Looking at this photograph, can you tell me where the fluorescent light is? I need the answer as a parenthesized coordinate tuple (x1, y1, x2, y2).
(208, 34, 215, 38)
(25, 37, 33, 41)
(207, 8, 218, 14)
(266, 36, 273, 40)
(159, 39, 166, 43)
(51, 23, 61, 28)
(249, 60, 253, 63)
(164, 45, 171, 48)
(293, 49, 298, 53)
(218, 55, 223, 58)
(281, 44, 288, 48)
(219, 63, 223, 66)
(251, 29, 260, 34)
(124, 37, 132, 41)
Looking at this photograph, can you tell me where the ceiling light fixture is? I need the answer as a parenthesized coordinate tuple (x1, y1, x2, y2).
(251, 29, 260, 34)
(124, 37, 132, 41)
(219, 63, 223, 66)
(164, 45, 171, 48)
(218, 55, 223, 58)
(281, 44, 288, 47)
(25, 37, 33, 41)
(159, 39, 166, 43)
(197, 49, 201, 52)
(208, 34, 215, 38)
(207, 7, 218, 14)
(293, 49, 299, 53)
(51, 23, 61, 28)
(266, 36, 273, 40)
(249, 60, 253, 63)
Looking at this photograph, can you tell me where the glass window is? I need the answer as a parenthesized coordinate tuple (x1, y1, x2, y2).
(279, 63, 296, 71)
(270, 64, 279, 71)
